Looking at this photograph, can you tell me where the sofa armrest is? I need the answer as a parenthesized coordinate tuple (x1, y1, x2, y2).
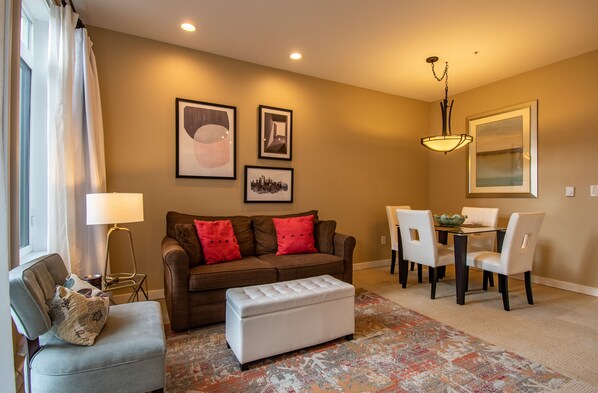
(161, 236, 191, 331)
(333, 232, 356, 284)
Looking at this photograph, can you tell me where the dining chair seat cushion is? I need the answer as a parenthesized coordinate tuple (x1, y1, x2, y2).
(32, 301, 166, 393)
(436, 245, 455, 267)
(466, 251, 503, 274)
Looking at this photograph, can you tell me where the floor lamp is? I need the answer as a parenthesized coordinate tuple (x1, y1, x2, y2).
(86, 193, 144, 287)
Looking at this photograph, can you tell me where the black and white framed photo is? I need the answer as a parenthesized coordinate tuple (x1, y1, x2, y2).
(176, 98, 236, 179)
(244, 165, 293, 203)
(258, 105, 292, 160)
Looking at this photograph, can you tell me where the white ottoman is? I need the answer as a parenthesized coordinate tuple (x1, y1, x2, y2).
(225, 274, 355, 370)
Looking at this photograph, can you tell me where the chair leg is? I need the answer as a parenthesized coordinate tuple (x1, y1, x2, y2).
(417, 263, 423, 283)
(488, 272, 495, 287)
(410, 261, 415, 271)
(525, 271, 534, 305)
(429, 267, 438, 299)
(482, 271, 489, 291)
(498, 274, 510, 311)
(400, 259, 409, 288)
(437, 265, 446, 279)
(390, 250, 396, 274)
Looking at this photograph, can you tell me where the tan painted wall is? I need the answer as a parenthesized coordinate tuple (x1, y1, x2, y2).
(88, 27, 430, 291)
(428, 50, 598, 289)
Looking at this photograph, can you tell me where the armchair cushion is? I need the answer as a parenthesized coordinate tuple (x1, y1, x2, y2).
(50, 286, 109, 346)
(34, 301, 166, 393)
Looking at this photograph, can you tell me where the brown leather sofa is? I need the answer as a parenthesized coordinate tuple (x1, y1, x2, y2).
(161, 210, 356, 331)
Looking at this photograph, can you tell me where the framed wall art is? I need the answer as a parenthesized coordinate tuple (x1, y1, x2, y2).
(466, 100, 538, 198)
(258, 105, 292, 160)
(176, 98, 236, 179)
(244, 165, 293, 203)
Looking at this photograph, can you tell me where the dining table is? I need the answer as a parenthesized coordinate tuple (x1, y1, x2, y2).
(397, 223, 506, 305)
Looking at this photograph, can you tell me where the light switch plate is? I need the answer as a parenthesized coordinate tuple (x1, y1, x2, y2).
(591, 185, 598, 197)
(566, 186, 575, 197)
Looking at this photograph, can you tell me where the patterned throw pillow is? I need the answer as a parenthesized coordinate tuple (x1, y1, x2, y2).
(50, 286, 109, 346)
(194, 219, 242, 265)
(272, 215, 318, 256)
(63, 273, 109, 299)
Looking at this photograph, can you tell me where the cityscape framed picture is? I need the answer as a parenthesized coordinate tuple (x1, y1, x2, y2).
(244, 165, 293, 203)
(466, 100, 538, 198)
(258, 105, 292, 160)
(176, 98, 236, 179)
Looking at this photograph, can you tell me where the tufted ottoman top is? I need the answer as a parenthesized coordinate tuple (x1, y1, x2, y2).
(226, 275, 354, 318)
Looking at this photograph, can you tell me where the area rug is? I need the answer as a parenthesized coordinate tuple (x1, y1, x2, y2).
(165, 291, 570, 392)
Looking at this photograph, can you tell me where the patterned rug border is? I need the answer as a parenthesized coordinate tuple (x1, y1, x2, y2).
(165, 289, 570, 392)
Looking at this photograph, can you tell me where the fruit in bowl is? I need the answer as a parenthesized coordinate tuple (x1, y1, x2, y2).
(434, 213, 467, 227)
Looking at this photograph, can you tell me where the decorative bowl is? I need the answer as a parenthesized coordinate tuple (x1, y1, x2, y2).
(434, 214, 467, 227)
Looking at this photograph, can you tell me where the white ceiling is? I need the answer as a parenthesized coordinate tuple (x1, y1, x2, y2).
(72, 0, 598, 102)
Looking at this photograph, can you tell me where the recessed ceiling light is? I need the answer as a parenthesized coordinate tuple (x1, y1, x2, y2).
(181, 23, 196, 32)
(289, 52, 302, 60)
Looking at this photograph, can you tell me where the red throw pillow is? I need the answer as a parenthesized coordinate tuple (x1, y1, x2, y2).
(272, 215, 318, 256)
(194, 219, 242, 265)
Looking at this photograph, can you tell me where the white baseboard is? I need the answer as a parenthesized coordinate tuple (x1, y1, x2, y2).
(530, 275, 598, 297)
(354, 260, 598, 298)
(112, 288, 165, 304)
(353, 259, 391, 271)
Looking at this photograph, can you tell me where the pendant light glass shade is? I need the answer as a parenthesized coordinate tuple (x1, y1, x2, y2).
(421, 134, 472, 153)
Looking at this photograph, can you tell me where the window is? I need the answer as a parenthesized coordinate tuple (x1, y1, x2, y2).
(19, 0, 49, 261)
(18, 60, 31, 250)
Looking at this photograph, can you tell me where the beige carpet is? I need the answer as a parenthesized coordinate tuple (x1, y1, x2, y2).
(354, 266, 598, 392)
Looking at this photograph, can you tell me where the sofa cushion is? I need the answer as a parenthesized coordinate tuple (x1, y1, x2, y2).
(189, 256, 277, 291)
(175, 223, 203, 268)
(273, 215, 318, 255)
(167, 212, 254, 257)
(194, 219, 242, 265)
(257, 252, 345, 282)
(315, 220, 336, 254)
(251, 210, 319, 255)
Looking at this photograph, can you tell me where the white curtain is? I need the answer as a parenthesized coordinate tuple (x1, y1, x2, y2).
(47, 4, 106, 275)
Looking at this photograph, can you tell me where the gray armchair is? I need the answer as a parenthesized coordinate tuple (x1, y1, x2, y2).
(9, 253, 166, 393)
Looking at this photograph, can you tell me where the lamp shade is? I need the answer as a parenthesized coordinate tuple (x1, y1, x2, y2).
(421, 134, 473, 153)
(86, 193, 144, 225)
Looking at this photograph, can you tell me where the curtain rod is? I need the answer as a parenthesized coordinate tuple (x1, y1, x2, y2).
(60, 0, 85, 28)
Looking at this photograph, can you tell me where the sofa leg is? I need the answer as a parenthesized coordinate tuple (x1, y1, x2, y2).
(226, 341, 230, 349)
(151, 389, 164, 393)
(345, 334, 354, 341)
(241, 363, 249, 372)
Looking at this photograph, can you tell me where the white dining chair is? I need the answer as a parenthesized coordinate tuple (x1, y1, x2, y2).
(466, 212, 545, 311)
(396, 209, 454, 299)
(462, 207, 499, 289)
(385, 205, 412, 275)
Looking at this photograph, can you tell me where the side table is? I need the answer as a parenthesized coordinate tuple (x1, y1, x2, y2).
(102, 273, 148, 304)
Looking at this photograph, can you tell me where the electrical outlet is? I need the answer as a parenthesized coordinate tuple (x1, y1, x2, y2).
(565, 186, 575, 197)
(591, 185, 598, 197)
(380, 235, 386, 245)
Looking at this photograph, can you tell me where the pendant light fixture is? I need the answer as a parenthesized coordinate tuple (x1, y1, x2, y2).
(421, 56, 472, 153)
